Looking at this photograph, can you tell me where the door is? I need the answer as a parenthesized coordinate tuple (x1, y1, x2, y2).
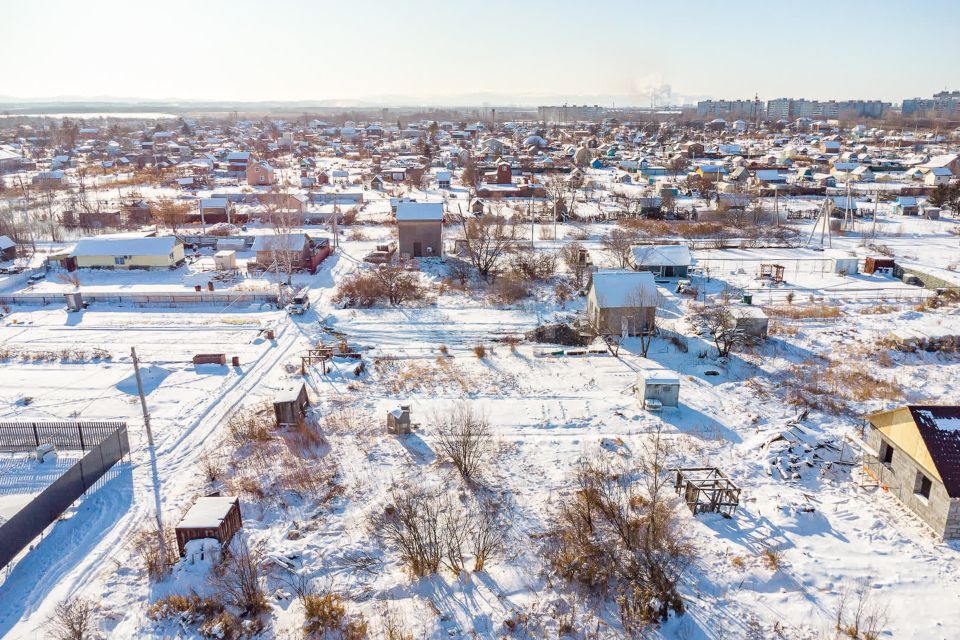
(413, 242, 423, 258)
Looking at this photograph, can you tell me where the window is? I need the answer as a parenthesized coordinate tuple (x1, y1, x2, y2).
(915, 472, 932, 500)
(879, 440, 894, 465)
(114, 257, 126, 265)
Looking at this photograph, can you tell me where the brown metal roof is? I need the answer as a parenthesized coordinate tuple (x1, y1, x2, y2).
(908, 406, 960, 498)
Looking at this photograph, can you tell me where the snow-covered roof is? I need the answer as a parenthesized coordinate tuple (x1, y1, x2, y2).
(71, 235, 179, 257)
(252, 233, 308, 252)
(201, 197, 228, 208)
(631, 244, 692, 268)
(396, 201, 444, 222)
(178, 496, 238, 529)
(590, 270, 658, 308)
(639, 368, 680, 385)
(0, 235, 15, 250)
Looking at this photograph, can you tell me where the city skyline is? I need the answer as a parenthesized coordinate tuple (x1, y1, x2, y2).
(3, 0, 959, 106)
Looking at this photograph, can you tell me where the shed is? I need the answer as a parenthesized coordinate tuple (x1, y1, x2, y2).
(0, 235, 16, 261)
(274, 383, 309, 427)
(726, 305, 769, 339)
(630, 244, 692, 278)
(864, 257, 895, 275)
(396, 201, 444, 258)
(387, 405, 412, 434)
(636, 368, 680, 409)
(175, 496, 242, 556)
(213, 250, 237, 271)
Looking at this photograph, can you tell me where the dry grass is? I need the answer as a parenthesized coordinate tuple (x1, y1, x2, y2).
(782, 358, 904, 415)
(374, 357, 474, 394)
(858, 303, 899, 315)
(763, 304, 842, 320)
(768, 320, 798, 337)
(760, 546, 784, 571)
(473, 343, 488, 358)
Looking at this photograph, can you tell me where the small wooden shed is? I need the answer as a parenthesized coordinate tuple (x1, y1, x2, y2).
(274, 383, 309, 428)
(637, 368, 680, 409)
(175, 496, 242, 556)
(864, 257, 895, 275)
(387, 405, 412, 434)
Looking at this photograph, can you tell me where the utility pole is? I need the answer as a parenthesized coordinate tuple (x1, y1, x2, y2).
(131, 347, 154, 448)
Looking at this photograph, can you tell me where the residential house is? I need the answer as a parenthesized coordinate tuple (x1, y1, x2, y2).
(0, 235, 16, 261)
(396, 201, 444, 258)
(864, 406, 960, 539)
(246, 160, 275, 186)
(251, 233, 331, 274)
(69, 235, 185, 269)
(199, 197, 234, 223)
(585, 270, 659, 336)
(629, 244, 692, 278)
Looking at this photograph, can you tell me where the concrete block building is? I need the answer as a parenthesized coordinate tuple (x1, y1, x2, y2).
(864, 406, 960, 539)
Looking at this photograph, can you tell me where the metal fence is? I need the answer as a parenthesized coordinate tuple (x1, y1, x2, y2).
(0, 422, 130, 570)
(0, 420, 125, 452)
(0, 290, 278, 307)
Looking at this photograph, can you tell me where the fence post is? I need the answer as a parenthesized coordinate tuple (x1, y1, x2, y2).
(32, 422, 39, 448)
(78, 424, 85, 450)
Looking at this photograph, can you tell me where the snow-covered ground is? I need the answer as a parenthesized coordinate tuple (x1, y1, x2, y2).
(0, 217, 959, 639)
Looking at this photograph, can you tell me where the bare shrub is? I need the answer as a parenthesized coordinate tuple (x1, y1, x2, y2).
(508, 248, 556, 281)
(432, 402, 492, 480)
(132, 519, 178, 581)
(334, 270, 386, 307)
(46, 597, 98, 640)
(373, 264, 428, 306)
(209, 536, 267, 615)
(833, 578, 889, 640)
(370, 485, 507, 578)
(490, 273, 529, 303)
(371, 486, 444, 577)
(544, 431, 695, 634)
(501, 335, 522, 353)
(334, 265, 426, 307)
(472, 344, 487, 359)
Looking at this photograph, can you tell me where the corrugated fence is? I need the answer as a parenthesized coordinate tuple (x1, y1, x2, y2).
(0, 421, 130, 570)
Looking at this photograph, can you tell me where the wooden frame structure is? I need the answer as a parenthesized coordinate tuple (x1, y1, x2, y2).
(758, 263, 785, 283)
(673, 467, 741, 516)
(301, 346, 334, 375)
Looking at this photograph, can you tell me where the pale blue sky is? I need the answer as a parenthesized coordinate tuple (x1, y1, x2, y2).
(3, 0, 958, 105)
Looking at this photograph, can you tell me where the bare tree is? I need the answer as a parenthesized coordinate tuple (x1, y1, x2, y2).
(600, 228, 640, 269)
(152, 197, 191, 234)
(470, 496, 506, 571)
(46, 597, 98, 640)
(432, 402, 492, 480)
(691, 303, 745, 357)
(458, 213, 519, 278)
(559, 241, 590, 288)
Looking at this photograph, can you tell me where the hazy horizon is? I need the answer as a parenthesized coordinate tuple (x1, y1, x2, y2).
(4, 0, 959, 106)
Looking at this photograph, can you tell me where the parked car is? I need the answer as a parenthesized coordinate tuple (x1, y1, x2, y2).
(904, 275, 923, 287)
